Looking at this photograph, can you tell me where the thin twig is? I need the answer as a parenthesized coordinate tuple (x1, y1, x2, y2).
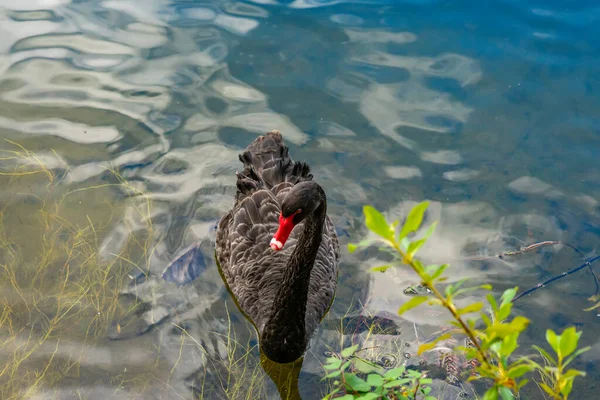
(455, 240, 600, 301)
(459, 241, 584, 261)
(513, 255, 600, 302)
(412, 378, 420, 399)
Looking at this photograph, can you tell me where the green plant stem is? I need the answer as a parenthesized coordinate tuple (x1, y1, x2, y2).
(389, 240, 493, 369)
(412, 379, 420, 398)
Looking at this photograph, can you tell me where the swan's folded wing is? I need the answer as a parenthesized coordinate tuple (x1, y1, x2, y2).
(219, 190, 281, 281)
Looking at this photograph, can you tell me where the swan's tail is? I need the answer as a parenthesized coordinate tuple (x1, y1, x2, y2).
(235, 130, 312, 200)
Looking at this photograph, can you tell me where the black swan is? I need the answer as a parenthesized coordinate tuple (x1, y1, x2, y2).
(215, 130, 340, 364)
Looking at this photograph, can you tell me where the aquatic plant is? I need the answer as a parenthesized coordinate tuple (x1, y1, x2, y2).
(0, 140, 155, 398)
(172, 304, 270, 400)
(0, 141, 274, 399)
(322, 202, 590, 400)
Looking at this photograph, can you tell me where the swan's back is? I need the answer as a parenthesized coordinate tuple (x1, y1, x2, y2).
(215, 131, 339, 338)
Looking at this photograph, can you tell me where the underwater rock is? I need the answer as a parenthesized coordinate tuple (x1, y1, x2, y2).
(161, 241, 207, 286)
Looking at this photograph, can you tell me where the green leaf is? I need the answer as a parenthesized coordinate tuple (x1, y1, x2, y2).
(406, 238, 427, 258)
(406, 370, 422, 378)
(325, 358, 342, 369)
(397, 296, 428, 316)
(497, 302, 513, 321)
(399, 201, 429, 240)
(353, 358, 380, 373)
(456, 302, 484, 316)
(445, 279, 467, 297)
(366, 374, 384, 386)
(561, 377, 575, 397)
(422, 221, 438, 240)
(428, 264, 449, 281)
(563, 368, 585, 379)
(481, 313, 493, 328)
(559, 327, 579, 358)
(487, 294, 499, 313)
(539, 383, 556, 397)
(347, 239, 378, 253)
(500, 287, 518, 306)
(509, 316, 530, 332)
(417, 333, 452, 355)
(507, 364, 532, 378)
(564, 346, 591, 367)
(500, 333, 519, 357)
(454, 284, 493, 298)
(383, 367, 406, 380)
(383, 379, 411, 388)
(341, 344, 360, 358)
(467, 318, 477, 329)
(482, 387, 499, 400)
(489, 341, 502, 356)
(498, 386, 515, 400)
(325, 370, 342, 379)
(546, 329, 560, 356)
(355, 393, 380, 400)
(427, 298, 443, 306)
(324, 361, 341, 370)
(345, 374, 371, 392)
(371, 264, 394, 273)
(337, 395, 355, 400)
(412, 259, 425, 274)
(583, 300, 600, 311)
(517, 379, 529, 390)
(400, 237, 410, 251)
(363, 205, 394, 240)
(532, 345, 557, 365)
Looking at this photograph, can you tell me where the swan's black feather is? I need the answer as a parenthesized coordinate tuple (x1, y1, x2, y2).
(215, 130, 339, 362)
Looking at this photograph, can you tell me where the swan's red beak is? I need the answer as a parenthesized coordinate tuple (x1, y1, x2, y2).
(270, 213, 296, 251)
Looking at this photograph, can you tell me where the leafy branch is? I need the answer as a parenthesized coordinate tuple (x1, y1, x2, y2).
(342, 201, 589, 399)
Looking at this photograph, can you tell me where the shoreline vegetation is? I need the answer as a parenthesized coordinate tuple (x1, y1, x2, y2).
(322, 203, 590, 400)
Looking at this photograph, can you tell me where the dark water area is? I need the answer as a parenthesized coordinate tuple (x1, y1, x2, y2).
(0, 0, 599, 399)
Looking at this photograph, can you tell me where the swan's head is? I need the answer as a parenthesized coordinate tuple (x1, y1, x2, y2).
(270, 181, 324, 251)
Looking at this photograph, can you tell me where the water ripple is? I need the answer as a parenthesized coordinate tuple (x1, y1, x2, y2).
(1, 0, 600, 398)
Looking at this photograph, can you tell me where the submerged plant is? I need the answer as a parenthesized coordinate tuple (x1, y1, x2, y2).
(0, 140, 274, 400)
(322, 201, 590, 400)
(0, 141, 155, 399)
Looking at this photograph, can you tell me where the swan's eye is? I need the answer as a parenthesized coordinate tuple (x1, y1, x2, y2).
(295, 209, 302, 214)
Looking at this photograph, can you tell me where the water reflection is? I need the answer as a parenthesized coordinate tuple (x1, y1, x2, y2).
(1, 0, 599, 398)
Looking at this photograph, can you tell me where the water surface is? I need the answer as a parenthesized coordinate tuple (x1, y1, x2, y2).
(1, 0, 599, 399)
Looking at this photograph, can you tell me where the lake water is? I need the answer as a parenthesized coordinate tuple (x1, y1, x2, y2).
(1, 0, 599, 399)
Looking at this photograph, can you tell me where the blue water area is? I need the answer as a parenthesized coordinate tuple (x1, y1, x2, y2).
(0, 0, 599, 399)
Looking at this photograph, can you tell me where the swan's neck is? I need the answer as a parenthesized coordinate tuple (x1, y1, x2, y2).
(260, 201, 326, 363)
